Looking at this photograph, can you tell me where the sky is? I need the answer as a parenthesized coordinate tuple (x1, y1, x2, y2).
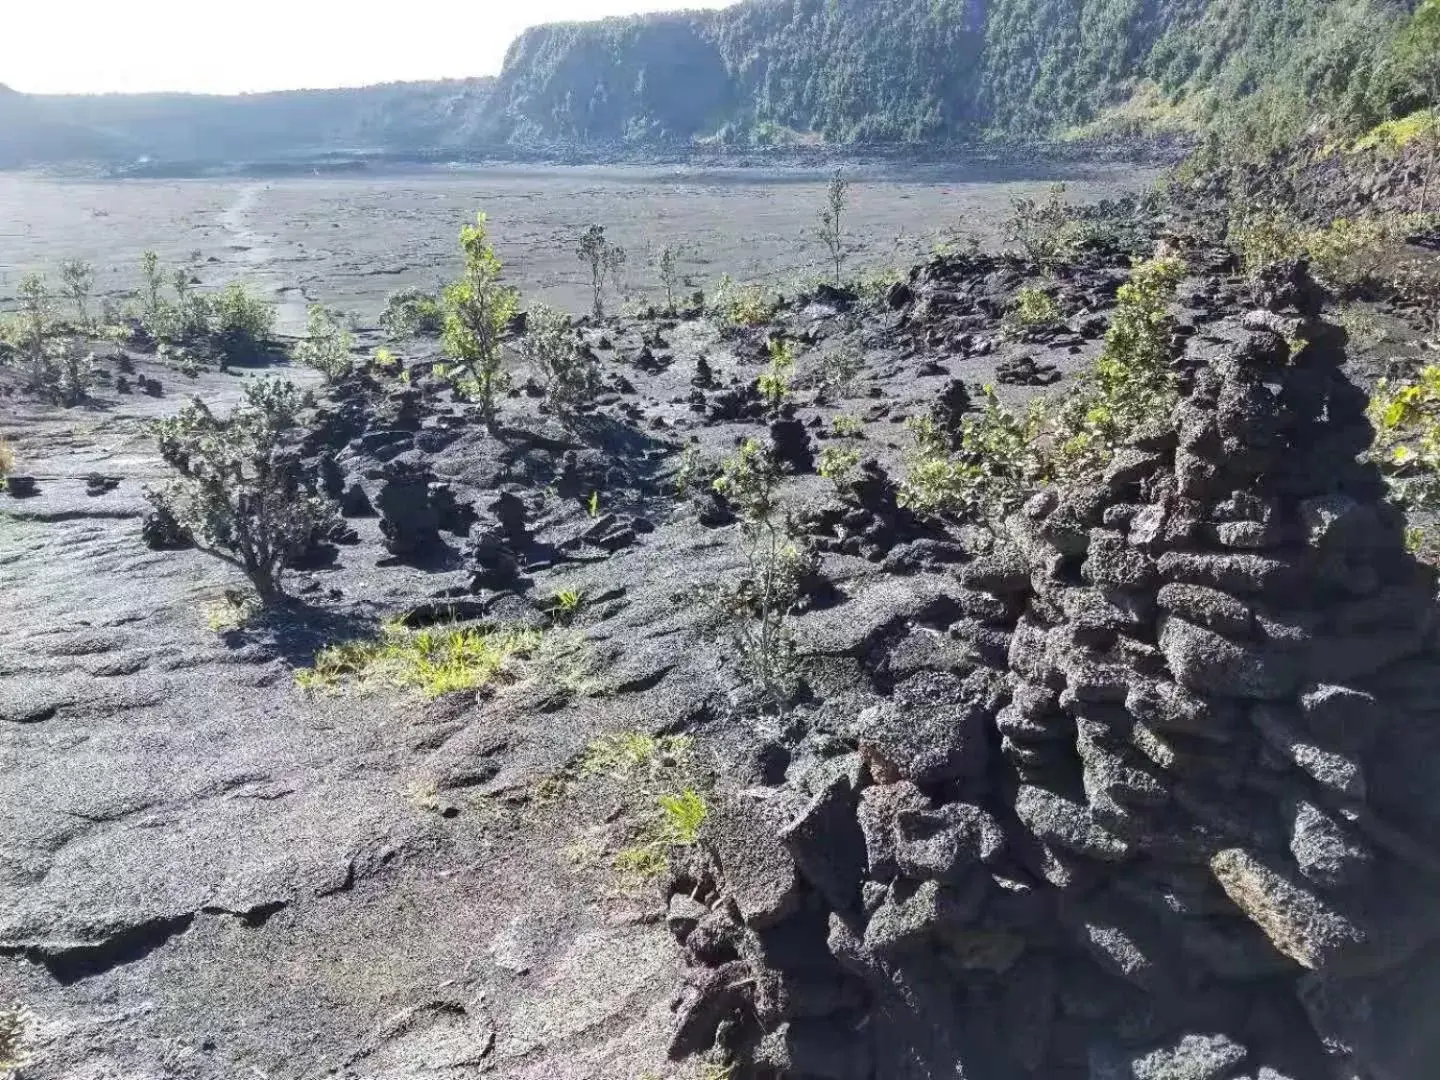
(2, 0, 739, 96)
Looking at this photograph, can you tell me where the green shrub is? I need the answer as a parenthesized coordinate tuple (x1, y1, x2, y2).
(440, 213, 518, 425)
(814, 169, 850, 285)
(380, 288, 445, 338)
(15, 273, 52, 368)
(523, 303, 598, 422)
(899, 390, 1044, 519)
(655, 244, 691, 313)
(1368, 365, 1440, 536)
(709, 275, 778, 328)
(818, 445, 861, 486)
(294, 305, 355, 383)
(1048, 255, 1185, 475)
(899, 255, 1185, 519)
(150, 378, 336, 601)
(818, 349, 864, 397)
(1003, 285, 1062, 337)
(830, 414, 864, 438)
(1002, 184, 1091, 265)
(0, 1001, 34, 1074)
(757, 337, 796, 413)
(1228, 210, 1394, 290)
(211, 283, 276, 362)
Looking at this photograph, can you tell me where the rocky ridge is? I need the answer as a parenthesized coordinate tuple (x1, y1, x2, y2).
(661, 264, 1440, 1080)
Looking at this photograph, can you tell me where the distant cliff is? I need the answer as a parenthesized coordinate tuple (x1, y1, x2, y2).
(0, 79, 493, 167)
(0, 0, 1428, 166)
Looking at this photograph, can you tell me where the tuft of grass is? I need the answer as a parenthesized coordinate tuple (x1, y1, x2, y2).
(202, 591, 259, 632)
(577, 731, 708, 883)
(579, 732, 695, 782)
(587, 491, 601, 518)
(615, 788, 710, 883)
(532, 629, 606, 698)
(656, 789, 708, 845)
(297, 620, 542, 698)
(0, 438, 14, 479)
(546, 588, 583, 623)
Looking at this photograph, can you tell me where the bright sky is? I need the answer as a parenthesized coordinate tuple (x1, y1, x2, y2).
(3, 1, 739, 96)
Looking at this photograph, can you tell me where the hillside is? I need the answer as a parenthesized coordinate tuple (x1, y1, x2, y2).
(0, 0, 1429, 164)
(0, 79, 494, 167)
(481, 0, 1422, 146)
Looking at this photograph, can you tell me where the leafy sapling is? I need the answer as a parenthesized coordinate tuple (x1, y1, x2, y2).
(713, 438, 805, 707)
(59, 259, 95, 330)
(577, 225, 627, 319)
(815, 169, 851, 285)
(440, 213, 519, 426)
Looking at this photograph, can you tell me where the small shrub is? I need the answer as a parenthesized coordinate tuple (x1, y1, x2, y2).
(139, 250, 167, 332)
(0, 439, 13, 480)
(15, 273, 52, 369)
(379, 287, 445, 338)
(1228, 210, 1393, 291)
(1368, 365, 1440, 521)
(211, 283, 276, 363)
(1003, 285, 1062, 337)
(440, 213, 518, 426)
(1047, 254, 1185, 476)
(370, 347, 403, 376)
(899, 255, 1185, 520)
(299, 620, 542, 697)
(294, 304, 355, 383)
(818, 349, 864, 397)
(523, 304, 598, 421)
(830, 414, 864, 438)
(673, 444, 704, 496)
(818, 445, 861, 487)
(899, 390, 1044, 519)
(150, 377, 336, 600)
(1003, 184, 1090, 265)
(709, 275, 777, 328)
(577, 224, 627, 319)
(713, 439, 803, 706)
(757, 337, 796, 414)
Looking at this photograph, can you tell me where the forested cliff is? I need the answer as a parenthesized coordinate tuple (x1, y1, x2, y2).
(0, 0, 1430, 165)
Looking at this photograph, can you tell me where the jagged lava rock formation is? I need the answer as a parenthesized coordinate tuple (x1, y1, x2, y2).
(666, 265, 1440, 1080)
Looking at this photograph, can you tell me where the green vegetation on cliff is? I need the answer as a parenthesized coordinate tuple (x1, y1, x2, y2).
(0, 0, 1433, 163)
